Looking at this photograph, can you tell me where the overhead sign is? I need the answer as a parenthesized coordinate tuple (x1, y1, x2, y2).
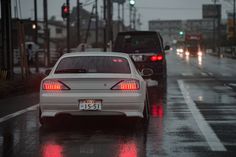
(202, 4, 221, 19)
(113, 0, 126, 4)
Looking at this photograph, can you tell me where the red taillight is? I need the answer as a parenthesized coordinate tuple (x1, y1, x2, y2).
(42, 80, 70, 90)
(112, 80, 140, 90)
(150, 55, 163, 61)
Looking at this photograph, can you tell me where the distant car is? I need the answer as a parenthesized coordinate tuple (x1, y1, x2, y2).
(39, 52, 149, 125)
(113, 31, 170, 81)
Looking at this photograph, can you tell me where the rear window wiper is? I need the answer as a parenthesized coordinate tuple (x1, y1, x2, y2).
(55, 69, 87, 74)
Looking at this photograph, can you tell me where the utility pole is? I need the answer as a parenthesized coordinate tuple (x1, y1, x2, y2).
(77, 0, 81, 45)
(1, 0, 13, 79)
(212, 0, 217, 54)
(66, 0, 70, 53)
(234, 0, 236, 43)
(85, 6, 95, 43)
(129, 0, 135, 30)
(133, 7, 136, 30)
(43, 0, 50, 66)
(107, 0, 113, 44)
(95, 0, 98, 47)
(129, 5, 132, 30)
(103, 0, 107, 51)
(118, 3, 120, 32)
(122, 2, 125, 31)
(34, 0, 39, 72)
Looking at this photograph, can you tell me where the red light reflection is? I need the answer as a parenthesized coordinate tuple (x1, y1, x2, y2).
(119, 141, 137, 157)
(43, 143, 63, 157)
(151, 104, 164, 118)
(113, 59, 124, 63)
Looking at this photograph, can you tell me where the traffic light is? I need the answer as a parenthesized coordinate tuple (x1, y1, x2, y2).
(61, 4, 70, 19)
(179, 31, 184, 36)
(129, 0, 135, 6)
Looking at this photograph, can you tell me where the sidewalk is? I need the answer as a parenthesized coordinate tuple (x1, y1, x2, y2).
(207, 50, 236, 59)
(0, 67, 46, 99)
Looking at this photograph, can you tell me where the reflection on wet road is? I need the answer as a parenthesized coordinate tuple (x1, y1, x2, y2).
(1, 52, 236, 156)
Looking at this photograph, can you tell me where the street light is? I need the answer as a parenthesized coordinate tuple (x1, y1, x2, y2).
(32, 23, 36, 29)
(129, 0, 135, 6)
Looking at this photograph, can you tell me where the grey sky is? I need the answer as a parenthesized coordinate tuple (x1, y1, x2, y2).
(12, 0, 233, 30)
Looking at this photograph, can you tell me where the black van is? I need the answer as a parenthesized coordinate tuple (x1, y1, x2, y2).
(113, 31, 169, 80)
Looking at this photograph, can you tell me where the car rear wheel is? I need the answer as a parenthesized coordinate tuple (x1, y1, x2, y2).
(143, 94, 150, 122)
(39, 108, 52, 126)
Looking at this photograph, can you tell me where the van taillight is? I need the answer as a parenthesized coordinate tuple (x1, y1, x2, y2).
(42, 80, 70, 90)
(150, 55, 163, 61)
(111, 80, 140, 90)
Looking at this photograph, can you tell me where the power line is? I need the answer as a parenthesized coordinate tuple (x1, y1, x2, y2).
(135, 7, 201, 10)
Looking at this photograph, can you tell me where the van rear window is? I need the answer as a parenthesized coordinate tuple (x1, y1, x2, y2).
(114, 34, 162, 53)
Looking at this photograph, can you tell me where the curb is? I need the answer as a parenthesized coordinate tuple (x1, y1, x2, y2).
(0, 73, 45, 99)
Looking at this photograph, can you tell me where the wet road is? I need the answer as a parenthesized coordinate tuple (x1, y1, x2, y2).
(1, 52, 236, 157)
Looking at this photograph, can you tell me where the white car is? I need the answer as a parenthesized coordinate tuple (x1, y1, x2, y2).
(39, 52, 149, 125)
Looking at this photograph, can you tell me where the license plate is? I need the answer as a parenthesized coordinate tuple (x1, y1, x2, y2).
(79, 100, 102, 111)
(132, 55, 143, 62)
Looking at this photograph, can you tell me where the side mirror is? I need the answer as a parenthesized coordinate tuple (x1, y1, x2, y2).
(141, 68, 154, 77)
(45, 69, 51, 76)
(164, 45, 170, 51)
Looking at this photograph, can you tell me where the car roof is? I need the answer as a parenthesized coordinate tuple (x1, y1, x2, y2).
(61, 52, 130, 58)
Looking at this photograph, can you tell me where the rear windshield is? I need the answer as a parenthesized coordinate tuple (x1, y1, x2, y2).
(114, 33, 162, 53)
(55, 56, 131, 74)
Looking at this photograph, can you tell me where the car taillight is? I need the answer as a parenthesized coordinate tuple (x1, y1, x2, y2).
(42, 80, 70, 90)
(150, 55, 163, 61)
(111, 80, 140, 90)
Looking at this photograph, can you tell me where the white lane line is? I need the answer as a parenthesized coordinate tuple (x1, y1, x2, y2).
(228, 83, 236, 87)
(145, 79, 158, 87)
(0, 104, 39, 123)
(178, 80, 226, 151)
(181, 73, 193, 76)
(208, 73, 214, 76)
(208, 120, 236, 124)
(201, 72, 208, 76)
(222, 73, 232, 77)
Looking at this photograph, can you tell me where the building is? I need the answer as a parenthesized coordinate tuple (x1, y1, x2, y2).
(149, 19, 216, 47)
(149, 20, 182, 45)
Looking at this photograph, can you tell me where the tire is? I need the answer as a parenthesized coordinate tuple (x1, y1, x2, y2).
(142, 94, 150, 122)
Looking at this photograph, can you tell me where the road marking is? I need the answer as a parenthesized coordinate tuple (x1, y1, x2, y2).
(228, 83, 236, 87)
(222, 73, 232, 77)
(181, 73, 193, 76)
(0, 104, 38, 123)
(145, 79, 158, 87)
(208, 120, 236, 124)
(178, 80, 226, 151)
(201, 72, 208, 76)
(208, 73, 214, 76)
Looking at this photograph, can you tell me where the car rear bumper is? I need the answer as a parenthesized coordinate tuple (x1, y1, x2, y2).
(40, 92, 145, 118)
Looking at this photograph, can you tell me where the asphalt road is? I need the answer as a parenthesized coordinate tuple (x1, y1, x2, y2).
(0, 52, 236, 157)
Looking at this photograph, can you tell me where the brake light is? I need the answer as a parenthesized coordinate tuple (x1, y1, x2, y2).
(42, 80, 70, 90)
(111, 80, 140, 90)
(150, 55, 163, 61)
